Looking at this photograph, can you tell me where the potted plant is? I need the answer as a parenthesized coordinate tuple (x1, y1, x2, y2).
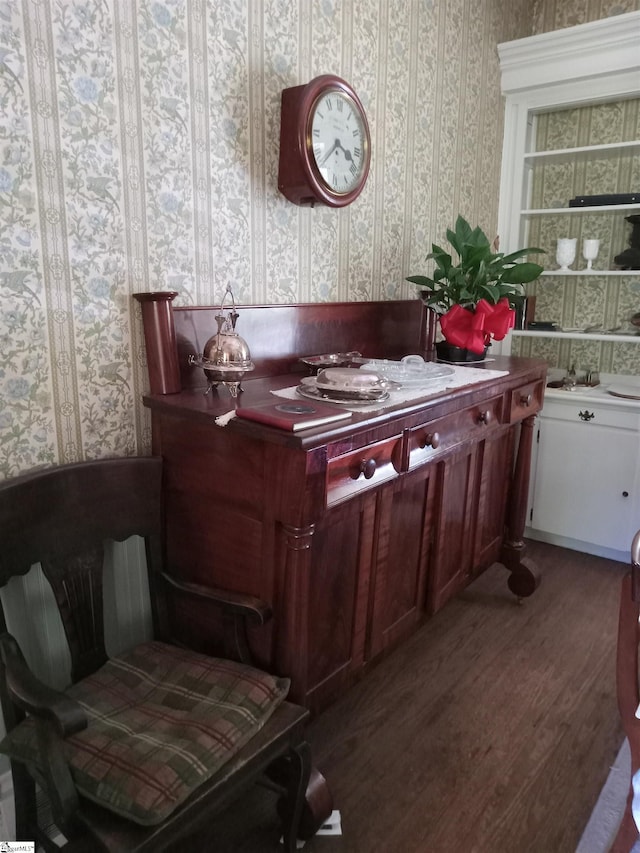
(407, 215, 544, 360)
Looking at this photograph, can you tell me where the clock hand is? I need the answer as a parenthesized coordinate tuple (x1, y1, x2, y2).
(334, 140, 355, 163)
(320, 139, 340, 166)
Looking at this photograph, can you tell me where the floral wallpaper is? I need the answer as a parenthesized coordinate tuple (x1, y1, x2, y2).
(531, 0, 640, 31)
(0, 0, 637, 480)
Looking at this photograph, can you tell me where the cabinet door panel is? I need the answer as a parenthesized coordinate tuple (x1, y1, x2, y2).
(532, 417, 639, 551)
(429, 445, 478, 614)
(474, 428, 513, 569)
(367, 471, 434, 660)
(302, 496, 375, 708)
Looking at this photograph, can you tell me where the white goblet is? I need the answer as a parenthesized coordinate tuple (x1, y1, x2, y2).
(556, 237, 577, 271)
(582, 239, 600, 270)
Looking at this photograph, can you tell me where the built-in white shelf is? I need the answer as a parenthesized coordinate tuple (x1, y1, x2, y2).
(513, 329, 640, 342)
(540, 269, 639, 277)
(521, 203, 640, 215)
(524, 140, 640, 163)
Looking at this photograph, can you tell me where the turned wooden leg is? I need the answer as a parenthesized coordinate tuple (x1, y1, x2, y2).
(12, 763, 38, 841)
(271, 758, 334, 841)
(281, 741, 312, 853)
(297, 765, 334, 840)
(501, 414, 540, 599)
(280, 523, 316, 705)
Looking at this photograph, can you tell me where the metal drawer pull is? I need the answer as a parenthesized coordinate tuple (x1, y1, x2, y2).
(519, 393, 532, 407)
(355, 458, 377, 480)
(419, 431, 441, 450)
(578, 410, 595, 421)
(477, 410, 492, 425)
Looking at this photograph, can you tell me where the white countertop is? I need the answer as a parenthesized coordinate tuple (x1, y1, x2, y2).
(544, 374, 640, 410)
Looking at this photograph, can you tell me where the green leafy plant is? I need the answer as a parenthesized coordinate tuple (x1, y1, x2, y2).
(407, 215, 544, 314)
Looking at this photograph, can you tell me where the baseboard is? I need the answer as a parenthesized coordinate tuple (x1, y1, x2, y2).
(525, 528, 629, 564)
(576, 739, 629, 852)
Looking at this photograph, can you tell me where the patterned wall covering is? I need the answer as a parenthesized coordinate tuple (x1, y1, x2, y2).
(0, 0, 636, 480)
(510, 99, 640, 375)
(531, 0, 640, 32)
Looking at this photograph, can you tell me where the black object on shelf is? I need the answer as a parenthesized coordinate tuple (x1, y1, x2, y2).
(515, 296, 536, 330)
(527, 321, 559, 331)
(614, 214, 640, 270)
(568, 192, 640, 207)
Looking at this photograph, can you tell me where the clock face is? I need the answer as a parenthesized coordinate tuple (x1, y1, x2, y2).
(309, 89, 368, 195)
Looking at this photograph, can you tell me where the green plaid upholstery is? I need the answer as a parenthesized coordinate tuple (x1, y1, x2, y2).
(0, 641, 290, 825)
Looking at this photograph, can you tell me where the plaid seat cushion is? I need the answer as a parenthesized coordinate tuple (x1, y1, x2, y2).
(0, 641, 290, 826)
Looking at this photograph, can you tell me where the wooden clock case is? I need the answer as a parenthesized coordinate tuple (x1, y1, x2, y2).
(278, 74, 371, 208)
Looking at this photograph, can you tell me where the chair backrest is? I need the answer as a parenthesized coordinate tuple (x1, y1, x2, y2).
(0, 457, 163, 685)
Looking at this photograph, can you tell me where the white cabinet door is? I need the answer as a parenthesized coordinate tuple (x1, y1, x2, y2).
(531, 414, 640, 552)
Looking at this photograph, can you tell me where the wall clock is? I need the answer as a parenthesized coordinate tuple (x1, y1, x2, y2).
(278, 74, 371, 208)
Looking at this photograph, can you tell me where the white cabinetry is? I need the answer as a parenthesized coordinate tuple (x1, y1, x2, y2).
(498, 13, 640, 561)
(529, 393, 640, 559)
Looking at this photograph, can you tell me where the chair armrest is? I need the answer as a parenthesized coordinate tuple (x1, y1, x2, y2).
(160, 571, 272, 624)
(0, 634, 85, 831)
(158, 573, 273, 664)
(0, 633, 87, 737)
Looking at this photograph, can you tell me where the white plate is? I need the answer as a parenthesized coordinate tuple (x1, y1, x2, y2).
(607, 384, 640, 400)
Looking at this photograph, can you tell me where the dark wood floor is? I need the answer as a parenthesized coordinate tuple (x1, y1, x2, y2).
(203, 539, 626, 852)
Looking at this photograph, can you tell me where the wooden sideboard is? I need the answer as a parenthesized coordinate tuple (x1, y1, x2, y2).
(137, 296, 546, 713)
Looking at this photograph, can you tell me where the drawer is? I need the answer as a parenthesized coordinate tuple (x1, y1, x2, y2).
(508, 380, 544, 422)
(407, 395, 503, 471)
(326, 436, 402, 506)
(540, 399, 640, 431)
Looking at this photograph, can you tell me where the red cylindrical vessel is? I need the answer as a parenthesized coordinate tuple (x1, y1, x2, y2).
(133, 291, 181, 394)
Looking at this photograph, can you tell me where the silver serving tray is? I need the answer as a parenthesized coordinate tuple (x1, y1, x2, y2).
(297, 380, 390, 406)
(299, 351, 362, 369)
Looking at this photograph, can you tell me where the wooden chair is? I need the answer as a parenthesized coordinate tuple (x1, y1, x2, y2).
(611, 530, 640, 853)
(0, 457, 331, 852)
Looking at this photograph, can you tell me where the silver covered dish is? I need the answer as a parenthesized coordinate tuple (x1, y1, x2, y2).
(314, 367, 390, 394)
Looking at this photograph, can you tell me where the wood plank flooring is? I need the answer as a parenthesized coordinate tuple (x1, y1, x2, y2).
(202, 540, 626, 852)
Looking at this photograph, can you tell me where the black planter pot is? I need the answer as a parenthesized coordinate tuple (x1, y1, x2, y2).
(435, 340, 488, 363)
